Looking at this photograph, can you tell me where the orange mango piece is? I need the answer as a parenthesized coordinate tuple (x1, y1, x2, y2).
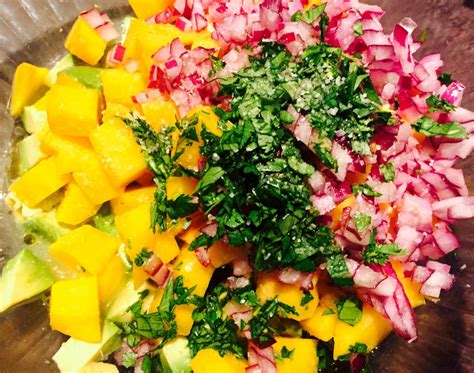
(110, 186, 156, 215)
(142, 100, 179, 133)
(56, 180, 101, 225)
(301, 292, 340, 342)
(98, 255, 128, 310)
(331, 194, 356, 230)
(191, 349, 247, 373)
(166, 176, 199, 200)
(65, 17, 107, 66)
(187, 105, 222, 138)
(176, 141, 201, 171)
(9, 157, 70, 208)
(151, 232, 180, 264)
(129, 0, 174, 19)
(100, 69, 145, 108)
(208, 240, 247, 268)
(174, 304, 196, 336)
(10, 63, 48, 117)
(391, 261, 425, 308)
(273, 337, 318, 373)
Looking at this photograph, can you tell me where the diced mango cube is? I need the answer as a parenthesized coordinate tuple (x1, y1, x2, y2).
(274, 337, 318, 373)
(191, 37, 219, 50)
(9, 157, 70, 208)
(98, 255, 128, 310)
(10, 63, 48, 117)
(166, 176, 198, 200)
(256, 272, 319, 321)
(129, 0, 174, 19)
(305, 0, 323, 9)
(80, 362, 119, 373)
(47, 84, 100, 137)
(50, 276, 101, 343)
(208, 240, 247, 268)
(392, 261, 425, 308)
(65, 17, 107, 66)
(73, 153, 122, 205)
(174, 304, 196, 336)
(100, 69, 145, 108)
(142, 100, 179, 133)
(192, 349, 247, 373)
(333, 303, 392, 359)
(152, 232, 180, 264)
(102, 102, 131, 123)
(174, 246, 215, 297)
(49, 225, 121, 275)
(332, 194, 356, 230)
(178, 213, 207, 244)
(111, 186, 156, 215)
(56, 181, 101, 225)
(132, 265, 149, 290)
(188, 105, 222, 137)
(90, 119, 148, 187)
(115, 204, 155, 259)
(176, 141, 201, 171)
(301, 293, 339, 342)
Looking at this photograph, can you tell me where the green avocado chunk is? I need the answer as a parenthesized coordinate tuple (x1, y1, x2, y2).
(45, 54, 75, 87)
(52, 321, 121, 373)
(17, 133, 46, 174)
(0, 248, 55, 313)
(22, 105, 47, 134)
(106, 280, 140, 323)
(61, 66, 102, 90)
(23, 214, 63, 243)
(160, 337, 192, 373)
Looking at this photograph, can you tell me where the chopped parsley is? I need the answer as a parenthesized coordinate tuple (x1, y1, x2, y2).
(362, 231, 405, 264)
(275, 346, 295, 362)
(300, 290, 314, 307)
(352, 21, 363, 36)
(412, 116, 467, 139)
(438, 73, 453, 86)
(426, 94, 456, 113)
(291, 3, 326, 24)
(134, 248, 152, 267)
(322, 308, 336, 316)
(352, 184, 382, 197)
(380, 162, 395, 182)
(350, 342, 368, 354)
(336, 297, 362, 326)
(121, 352, 137, 368)
(326, 254, 354, 287)
(354, 213, 371, 232)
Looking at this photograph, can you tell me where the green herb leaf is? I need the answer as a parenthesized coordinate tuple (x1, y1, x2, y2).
(134, 248, 153, 267)
(350, 342, 368, 354)
(412, 116, 467, 139)
(196, 166, 225, 192)
(426, 94, 456, 113)
(362, 241, 404, 265)
(291, 3, 326, 23)
(380, 162, 395, 182)
(352, 21, 363, 36)
(352, 184, 382, 197)
(326, 255, 354, 287)
(354, 213, 371, 232)
(336, 297, 362, 326)
(300, 290, 314, 307)
(438, 73, 453, 86)
(167, 194, 199, 219)
(281, 346, 294, 359)
(122, 352, 137, 368)
(322, 308, 336, 316)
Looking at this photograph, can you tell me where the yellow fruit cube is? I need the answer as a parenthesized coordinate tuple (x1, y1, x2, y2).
(47, 84, 100, 137)
(256, 272, 319, 321)
(191, 37, 220, 50)
(176, 141, 201, 171)
(111, 186, 156, 215)
(305, 0, 323, 9)
(174, 304, 196, 336)
(129, 0, 174, 19)
(115, 204, 155, 259)
(73, 153, 123, 205)
(98, 255, 128, 310)
(208, 240, 247, 268)
(187, 105, 222, 137)
(56, 181, 101, 225)
(191, 349, 247, 373)
(174, 246, 215, 297)
(49, 225, 121, 275)
(55, 73, 84, 89)
(80, 362, 119, 373)
(152, 232, 180, 264)
(50, 276, 101, 343)
(10, 63, 48, 117)
(177, 213, 207, 244)
(273, 337, 318, 373)
(142, 100, 179, 133)
(301, 293, 339, 342)
(90, 119, 148, 187)
(133, 265, 150, 289)
(166, 176, 198, 200)
(9, 157, 70, 208)
(392, 261, 425, 308)
(102, 103, 131, 122)
(333, 303, 392, 359)
(65, 17, 107, 66)
(100, 69, 145, 108)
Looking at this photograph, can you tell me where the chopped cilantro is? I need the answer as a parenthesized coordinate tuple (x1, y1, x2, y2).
(412, 116, 467, 139)
(352, 184, 382, 197)
(209, 55, 224, 77)
(380, 162, 395, 182)
(275, 345, 295, 362)
(291, 3, 326, 24)
(121, 352, 137, 368)
(354, 213, 371, 232)
(317, 343, 333, 370)
(300, 290, 314, 306)
(350, 342, 368, 354)
(438, 73, 453, 86)
(353, 21, 363, 36)
(326, 254, 354, 287)
(336, 297, 362, 326)
(167, 194, 199, 219)
(426, 94, 456, 113)
(322, 308, 336, 315)
(134, 248, 152, 267)
(362, 230, 405, 264)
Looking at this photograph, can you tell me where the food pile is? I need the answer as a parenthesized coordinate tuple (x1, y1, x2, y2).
(2, 0, 474, 372)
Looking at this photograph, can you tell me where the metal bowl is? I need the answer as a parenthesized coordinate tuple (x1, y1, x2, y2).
(0, 1, 472, 371)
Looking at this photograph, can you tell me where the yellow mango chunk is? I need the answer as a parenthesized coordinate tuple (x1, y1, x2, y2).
(392, 261, 425, 308)
(73, 153, 122, 205)
(55, 73, 85, 89)
(174, 246, 215, 297)
(50, 276, 101, 343)
(100, 69, 145, 108)
(208, 240, 247, 268)
(115, 203, 155, 259)
(49, 225, 121, 275)
(129, 0, 174, 19)
(9, 157, 70, 208)
(65, 17, 107, 66)
(142, 100, 179, 133)
(191, 349, 247, 373)
(98, 255, 128, 310)
(133, 265, 150, 290)
(102, 102, 132, 122)
(332, 194, 355, 230)
(174, 304, 196, 336)
(47, 84, 100, 137)
(56, 181, 101, 225)
(274, 337, 318, 373)
(301, 292, 339, 342)
(188, 105, 222, 137)
(191, 37, 220, 50)
(256, 272, 319, 321)
(90, 119, 148, 187)
(333, 303, 392, 359)
(152, 232, 180, 264)
(80, 362, 119, 373)
(10, 63, 48, 117)
(111, 186, 156, 215)
(166, 176, 198, 200)
(305, 0, 323, 9)
(176, 141, 201, 171)
(177, 213, 207, 244)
